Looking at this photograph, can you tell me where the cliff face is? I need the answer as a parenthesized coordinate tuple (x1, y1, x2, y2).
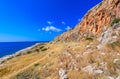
(55, 0, 120, 42)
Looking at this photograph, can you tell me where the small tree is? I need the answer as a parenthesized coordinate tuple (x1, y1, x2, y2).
(110, 18, 120, 27)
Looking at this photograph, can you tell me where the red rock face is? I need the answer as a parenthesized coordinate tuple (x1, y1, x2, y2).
(78, 0, 120, 33)
(54, 0, 120, 42)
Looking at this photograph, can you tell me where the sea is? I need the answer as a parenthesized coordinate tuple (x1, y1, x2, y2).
(0, 41, 44, 58)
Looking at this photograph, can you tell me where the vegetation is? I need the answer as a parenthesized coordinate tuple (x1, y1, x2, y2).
(34, 49, 40, 52)
(34, 63, 39, 67)
(12, 69, 41, 79)
(107, 41, 120, 50)
(41, 48, 48, 51)
(1, 41, 120, 79)
(26, 51, 32, 54)
(86, 37, 93, 41)
(39, 46, 44, 49)
(110, 18, 120, 27)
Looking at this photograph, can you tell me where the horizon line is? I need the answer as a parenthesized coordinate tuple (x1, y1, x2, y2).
(0, 41, 50, 42)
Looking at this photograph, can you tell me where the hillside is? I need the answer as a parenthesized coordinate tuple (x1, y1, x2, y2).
(0, 0, 120, 79)
(55, 0, 120, 42)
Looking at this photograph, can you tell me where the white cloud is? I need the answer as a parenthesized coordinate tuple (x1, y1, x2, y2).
(42, 26, 62, 32)
(65, 26, 71, 31)
(61, 21, 66, 25)
(47, 21, 53, 25)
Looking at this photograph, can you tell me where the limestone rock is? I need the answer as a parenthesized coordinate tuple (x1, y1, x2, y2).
(116, 76, 120, 79)
(107, 76, 114, 79)
(59, 68, 68, 79)
(82, 65, 96, 74)
(94, 69, 103, 74)
(98, 22, 120, 44)
(97, 44, 103, 50)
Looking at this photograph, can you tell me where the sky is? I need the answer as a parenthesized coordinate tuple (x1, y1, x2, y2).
(0, 0, 102, 42)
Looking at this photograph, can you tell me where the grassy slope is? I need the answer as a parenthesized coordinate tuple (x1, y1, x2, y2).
(0, 40, 120, 79)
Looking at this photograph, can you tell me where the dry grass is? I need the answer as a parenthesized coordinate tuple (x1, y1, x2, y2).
(0, 40, 120, 79)
(67, 70, 92, 79)
(0, 52, 47, 78)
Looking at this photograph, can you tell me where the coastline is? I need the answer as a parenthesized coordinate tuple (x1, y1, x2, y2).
(0, 43, 43, 64)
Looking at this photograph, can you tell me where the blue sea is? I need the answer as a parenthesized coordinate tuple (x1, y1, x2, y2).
(0, 42, 43, 58)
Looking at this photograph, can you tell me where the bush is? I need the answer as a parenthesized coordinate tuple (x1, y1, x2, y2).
(41, 48, 47, 51)
(40, 46, 44, 49)
(34, 49, 40, 52)
(110, 18, 120, 27)
(107, 41, 120, 50)
(26, 51, 32, 54)
(34, 63, 39, 67)
(86, 37, 93, 41)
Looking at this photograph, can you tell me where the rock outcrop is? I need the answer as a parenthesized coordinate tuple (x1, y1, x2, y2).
(98, 22, 120, 44)
(54, 0, 120, 42)
(59, 68, 68, 79)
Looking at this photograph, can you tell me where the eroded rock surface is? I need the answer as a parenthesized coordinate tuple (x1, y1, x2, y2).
(98, 22, 120, 44)
(55, 0, 120, 42)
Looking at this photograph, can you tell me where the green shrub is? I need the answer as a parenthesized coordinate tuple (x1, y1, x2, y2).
(113, 41, 120, 47)
(16, 54, 22, 57)
(34, 49, 40, 52)
(110, 18, 120, 27)
(86, 37, 93, 41)
(107, 41, 120, 50)
(26, 51, 32, 54)
(39, 46, 44, 49)
(41, 48, 48, 51)
(34, 63, 39, 67)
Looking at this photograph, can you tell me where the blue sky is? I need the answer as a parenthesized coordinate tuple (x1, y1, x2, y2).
(0, 0, 102, 42)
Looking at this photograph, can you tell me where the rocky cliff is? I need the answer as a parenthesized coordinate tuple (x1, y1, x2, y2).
(55, 0, 120, 42)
